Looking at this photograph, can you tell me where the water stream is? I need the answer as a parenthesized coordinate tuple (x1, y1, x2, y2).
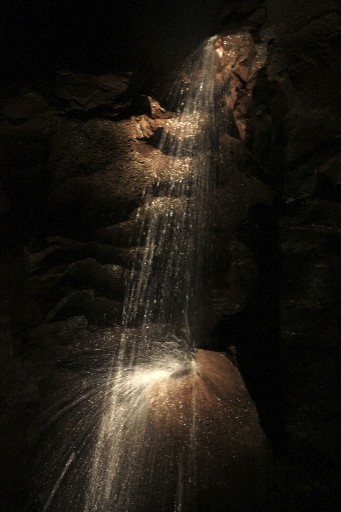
(30, 35, 273, 512)
(124, 36, 217, 348)
(82, 36, 218, 512)
(32, 37, 272, 512)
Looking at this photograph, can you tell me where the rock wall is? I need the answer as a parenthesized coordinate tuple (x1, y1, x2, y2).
(267, 2, 341, 510)
(214, 1, 341, 509)
(0, 1, 340, 510)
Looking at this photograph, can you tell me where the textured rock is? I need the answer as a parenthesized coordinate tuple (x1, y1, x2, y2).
(215, 31, 268, 142)
(264, 1, 341, 510)
(0, 2, 340, 510)
(145, 349, 273, 512)
(44, 289, 123, 326)
(63, 258, 125, 299)
(130, 95, 173, 119)
(47, 119, 151, 234)
(55, 71, 131, 110)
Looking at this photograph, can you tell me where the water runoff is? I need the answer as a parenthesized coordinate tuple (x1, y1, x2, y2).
(38, 36, 221, 512)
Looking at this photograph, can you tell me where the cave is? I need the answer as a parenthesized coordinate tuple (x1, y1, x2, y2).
(1, 1, 340, 511)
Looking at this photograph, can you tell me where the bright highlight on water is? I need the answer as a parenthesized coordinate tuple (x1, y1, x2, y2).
(35, 37, 271, 512)
(83, 37, 217, 511)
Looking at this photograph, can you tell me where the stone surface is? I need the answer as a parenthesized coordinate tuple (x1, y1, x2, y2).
(0, 1, 340, 510)
(55, 71, 131, 110)
(265, 1, 341, 510)
(47, 119, 151, 234)
(145, 349, 273, 512)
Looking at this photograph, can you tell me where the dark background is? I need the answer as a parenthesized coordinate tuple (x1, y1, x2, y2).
(1, 0, 223, 84)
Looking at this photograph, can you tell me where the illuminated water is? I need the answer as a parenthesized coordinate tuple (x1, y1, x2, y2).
(32, 37, 270, 512)
(82, 37, 217, 512)
(123, 37, 217, 347)
(31, 37, 219, 512)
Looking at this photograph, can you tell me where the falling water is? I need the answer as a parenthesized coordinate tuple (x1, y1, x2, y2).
(123, 37, 217, 350)
(32, 36, 271, 512)
(82, 37, 218, 512)
(30, 35, 273, 512)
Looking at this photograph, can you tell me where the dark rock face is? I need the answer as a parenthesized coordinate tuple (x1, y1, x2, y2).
(0, 1, 340, 511)
(266, 2, 341, 509)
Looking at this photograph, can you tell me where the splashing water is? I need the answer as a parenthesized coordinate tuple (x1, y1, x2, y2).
(36, 37, 225, 512)
(84, 348, 199, 512)
(122, 36, 218, 352)
(83, 36, 218, 512)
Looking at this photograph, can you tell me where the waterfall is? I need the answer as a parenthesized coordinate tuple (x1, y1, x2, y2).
(122, 36, 217, 355)
(82, 37, 218, 512)
(32, 36, 272, 512)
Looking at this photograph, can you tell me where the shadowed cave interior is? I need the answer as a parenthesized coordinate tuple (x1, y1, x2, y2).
(0, 1, 340, 511)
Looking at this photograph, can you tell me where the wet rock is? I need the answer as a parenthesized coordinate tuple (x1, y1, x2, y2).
(28, 237, 133, 273)
(0, 3, 338, 511)
(212, 185, 247, 235)
(49, 119, 134, 182)
(92, 297, 124, 326)
(26, 316, 90, 352)
(131, 114, 163, 139)
(219, 105, 240, 139)
(146, 349, 273, 512)
(25, 318, 126, 370)
(48, 119, 151, 233)
(132, 140, 196, 184)
(95, 220, 138, 247)
(201, 234, 260, 347)
(215, 31, 268, 144)
(55, 71, 131, 110)
(47, 174, 141, 235)
(44, 289, 123, 326)
(137, 196, 187, 222)
(130, 95, 172, 119)
(26, 238, 90, 272)
(63, 258, 125, 300)
(221, 134, 252, 162)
